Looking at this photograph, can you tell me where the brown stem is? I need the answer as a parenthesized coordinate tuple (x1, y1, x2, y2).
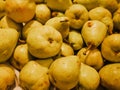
(83, 44, 93, 55)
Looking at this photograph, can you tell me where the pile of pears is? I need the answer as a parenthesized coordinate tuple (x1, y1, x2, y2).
(1, 0, 120, 90)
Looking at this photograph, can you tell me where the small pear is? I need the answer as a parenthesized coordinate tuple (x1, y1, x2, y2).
(78, 63, 100, 90)
(51, 11, 65, 17)
(49, 55, 81, 90)
(101, 34, 120, 62)
(10, 44, 33, 70)
(35, 4, 51, 24)
(19, 61, 50, 90)
(68, 30, 84, 51)
(0, 28, 19, 63)
(5, 0, 36, 23)
(65, 4, 89, 30)
(0, 0, 6, 19)
(22, 20, 43, 40)
(99, 63, 120, 90)
(46, 0, 73, 12)
(81, 20, 108, 50)
(45, 16, 70, 39)
(27, 25, 63, 58)
(73, 0, 99, 10)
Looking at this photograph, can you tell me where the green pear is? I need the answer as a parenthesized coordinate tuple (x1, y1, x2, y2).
(0, 28, 19, 63)
(68, 30, 84, 51)
(49, 55, 81, 90)
(35, 4, 51, 24)
(73, 0, 99, 10)
(46, 0, 73, 12)
(0, 63, 15, 90)
(81, 20, 108, 50)
(65, 4, 89, 30)
(89, 6, 113, 34)
(78, 63, 100, 90)
(101, 34, 120, 62)
(98, 0, 118, 13)
(19, 61, 50, 90)
(5, 0, 36, 23)
(99, 63, 120, 90)
(0, 0, 6, 19)
(45, 16, 70, 39)
(10, 44, 33, 70)
(22, 20, 43, 40)
(27, 25, 63, 58)
(77, 48, 104, 70)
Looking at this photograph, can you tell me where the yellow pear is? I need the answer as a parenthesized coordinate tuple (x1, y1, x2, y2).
(5, 0, 36, 23)
(99, 63, 120, 90)
(49, 55, 81, 90)
(27, 25, 63, 58)
(0, 63, 15, 90)
(65, 4, 89, 30)
(19, 61, 50, 90)
(0, 0, 6, 19)
(78, 63, 100, 90)
(35, 4, 51, 24)
(0, 28, 19, 63)
(101, 34, 120, 62)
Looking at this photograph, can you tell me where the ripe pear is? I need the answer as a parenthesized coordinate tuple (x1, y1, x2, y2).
(45, 16, 70, 39)
(101, 34, 120, 62)
(49, 55, 81, 90)
(81, 20, 108, 50)
(65, 4, 89, 30)
(19, 61, 50, 90)
(78, 63, 100, 90)
(10, 44, 33, 70)
(89, 7, 113, 34)
(22, 20, 43, 40)
(5, 0, 36, 23)
(98, 0, 118, 13)
(27, 25, 63, 58)
(0, 63, 15, 90)
(46, 0, 73, 12)
(35, 4, 51, 24)
(0, 0, 6, 19)
(68, 30, 84, 51)
(99, 63, 120, 90)
(73, 0, 99, 10)
(0, 28, 19, 63)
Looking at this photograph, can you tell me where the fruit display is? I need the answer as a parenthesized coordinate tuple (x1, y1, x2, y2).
(1, 0, 120, 90)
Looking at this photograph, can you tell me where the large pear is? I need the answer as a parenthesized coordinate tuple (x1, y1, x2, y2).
(101, 34, 120, 62)
(27, 25, 63, 58)
(0, 28, 19, 63)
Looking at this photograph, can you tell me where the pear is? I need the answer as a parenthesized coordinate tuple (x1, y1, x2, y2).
(81, 20, 108, 51)
(78, 63, 100, 90)
(99, 63, 120, 90)
(35, 58, 54, 68)
(27, 25, 63, 58)
(101, 34, 120, 62)
(73, 0, 99, 10)
(35, 4, 51, 24)
(89, 7, 113, 34)
(98, 0, 118, 13)
(77, 48, 104, 70)
(45, 16, 70, 39)
(68, 30, 84, 51)
(35, 0, 44, 3)
(65, 4, 89, 30)
(51, 11, 65, 17)
(46, 0, 73, 12)
(5, 0, 36, 23)
(10, 44, 33, 70)
(49, 55, 81, 90)
(19, 61, 50, 90)
(0, 28, 19, 63)
(60, 42, 74, 57)
(0, 0, 6, 19)
(22, 20, 43, 40)
(0, 63, 15, 90)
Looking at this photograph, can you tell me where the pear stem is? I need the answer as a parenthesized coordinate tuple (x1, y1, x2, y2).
(83, 44, 93, 55)
(18, 39, 26, 44)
